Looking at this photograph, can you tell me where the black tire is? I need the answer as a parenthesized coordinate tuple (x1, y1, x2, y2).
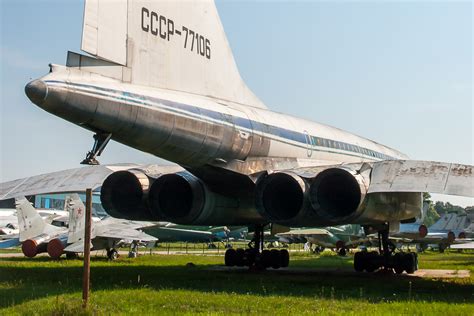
(235, 248, 245, 267)
(338, 248, 347, 256)
(279, 249, 289, 268)
(403, 253, 416, 274)
(109, 249, 118, 260)
(393, 253, 404, 274)
(354, 252, 365, 272)
(66, 252, 77, 260)
(365, 251, 378, 272)
(261, 250, 272, 268)
(270, 249, 281, 269)
(225, 248, 236, 266)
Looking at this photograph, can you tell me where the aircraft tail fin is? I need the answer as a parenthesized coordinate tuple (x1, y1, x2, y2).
(67, 194, 87, 244)
(429, 213, 456, 231)
(15, 197, 62, 241)
(80, 0, 266, 108)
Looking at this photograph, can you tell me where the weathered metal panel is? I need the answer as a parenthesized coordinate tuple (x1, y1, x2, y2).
(368, 160, 474, 197)
(0, 164, 138, 200)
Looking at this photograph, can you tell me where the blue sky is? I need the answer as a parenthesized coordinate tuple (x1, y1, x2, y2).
(1, 1, 472, 206)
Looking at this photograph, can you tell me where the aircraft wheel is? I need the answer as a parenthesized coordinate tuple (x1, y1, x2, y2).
(261, 250, 272, 268)
(108, 249, 119, 260)
(235, 248, 245, 267)
(354, 252, 365, 272)
(365, 252, 379, 272)
(438, 244, 446, 253)
(393, 253, 404, 274)
(66, 252, 78, 260)
(338, 248, 347, 256)
(270, 249, 281, 269)
(279, 249, 289, 268)
(403, 253, 417, 274)
(225, 248, 237, 266)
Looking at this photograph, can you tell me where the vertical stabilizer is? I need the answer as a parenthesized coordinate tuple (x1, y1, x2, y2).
(429, 213, 455, 231)
(16, 197, 61, 241)
(67, 194, 87, 243)
(81, 0, 266, 108)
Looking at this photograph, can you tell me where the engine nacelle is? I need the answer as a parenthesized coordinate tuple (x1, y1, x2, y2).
(256, 167, 422, 226)
(47, 236, 68, 259)
(21, 234, 51, 258)
(255, 172, 315, 225)
(148, 172, 263, 225)
(100, 169, 154, 220)
(309, 167, 368, 223)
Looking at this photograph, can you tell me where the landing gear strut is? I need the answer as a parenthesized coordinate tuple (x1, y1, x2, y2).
(81, 132, 112, 165)
(224, 225, 289, 270)
(354, 226, 417, 274)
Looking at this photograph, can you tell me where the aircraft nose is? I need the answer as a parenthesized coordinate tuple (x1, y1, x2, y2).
(25, 79, 48, 105)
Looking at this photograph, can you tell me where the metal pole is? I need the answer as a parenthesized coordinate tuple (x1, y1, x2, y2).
(82, 188, 92, 308)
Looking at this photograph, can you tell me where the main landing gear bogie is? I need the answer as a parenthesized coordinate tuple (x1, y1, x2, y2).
(224, 248, 289, 269)
(354, 251, 418, 274)
(354, 227, 418, 275)
(224, 224, 290, 270)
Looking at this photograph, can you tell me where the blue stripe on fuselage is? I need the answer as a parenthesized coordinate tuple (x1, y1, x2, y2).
(45, 80, 395, 160)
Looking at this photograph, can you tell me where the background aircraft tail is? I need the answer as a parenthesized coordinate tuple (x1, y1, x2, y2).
(16, 197, 62, 241)
(429, 213, 456, 231)
(80, 0, 265, 109)
(67, 194, 87, 244)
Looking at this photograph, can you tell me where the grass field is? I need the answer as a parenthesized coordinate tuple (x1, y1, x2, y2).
(0, 250, 473, 315)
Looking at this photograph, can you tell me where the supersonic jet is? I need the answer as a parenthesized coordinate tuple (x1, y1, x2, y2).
(24, 0, 473, 273)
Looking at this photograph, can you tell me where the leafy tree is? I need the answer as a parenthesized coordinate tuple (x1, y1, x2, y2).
(422, 193, 439, 227)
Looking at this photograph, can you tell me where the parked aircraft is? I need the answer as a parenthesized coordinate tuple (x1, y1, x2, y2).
(276, 225, 367, 256)
(0, 207, 68, 239)
(24, 0, 473, 273)
(55, 194, 158, 259)
(15, 197, 68, 257)
(10, 195, 156, 259)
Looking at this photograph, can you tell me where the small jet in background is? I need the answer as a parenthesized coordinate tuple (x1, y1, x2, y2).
(7, 195, 157, 260)
(276, 225, 368, 256)
(15, 197, 68, 257)
(55, 194, 158, 260)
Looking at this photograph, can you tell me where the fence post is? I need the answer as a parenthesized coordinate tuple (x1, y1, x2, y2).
(82, 188, 92, 308)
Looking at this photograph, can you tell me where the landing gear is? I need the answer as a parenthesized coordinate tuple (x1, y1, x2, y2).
(66, 252, 78, 260)
(354, 227, 418, 274)
(128, 241, 138, 258)
(338, 248, 347, 256)
(224, 225, 289, 270)
(314, 246, 325, 254)
(107, 248, 119, 260)
(81, 132, 112, 165)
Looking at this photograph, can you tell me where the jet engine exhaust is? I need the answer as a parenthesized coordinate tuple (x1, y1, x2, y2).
(21, 237, 49, 258)
(309, 168, 367, 222)
(255, 172, 306, 222)
(148, 172, 262, 225)
(101, 170, 153, 220)
(47, 237, 68, 259)
(418, 225, 428, 238)
(148, 173, 205, 224)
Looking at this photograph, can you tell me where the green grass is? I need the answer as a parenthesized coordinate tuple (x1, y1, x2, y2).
(1, 251, 473, 315)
